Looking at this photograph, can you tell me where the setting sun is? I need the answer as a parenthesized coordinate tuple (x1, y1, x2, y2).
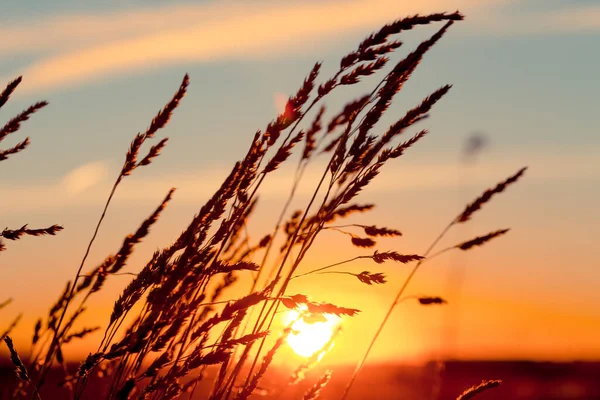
(284, 309, 341, 358)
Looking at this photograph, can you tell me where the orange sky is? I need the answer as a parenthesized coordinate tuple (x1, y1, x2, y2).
(1, 0, 600, 367)
(2, 156, 599, 364)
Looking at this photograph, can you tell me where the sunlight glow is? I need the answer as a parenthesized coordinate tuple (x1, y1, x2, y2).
(283, 309, 341, 358)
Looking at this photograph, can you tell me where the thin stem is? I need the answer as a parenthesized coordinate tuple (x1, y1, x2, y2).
(340, 220, 455, 400)
(324, 227, 356, 237)
(222, 151, 337, 399)
(25, 379, 41, 400)
(237, 95, 375, 393)
(80, 272, 137, 278)
(312, 271, 357, 277)
(426, 245, 456, 261)
(291, 256, 367, 280)
(36, 175, 122, 392)
(323, 224, 364, 230)
(394, 294, 423, 305)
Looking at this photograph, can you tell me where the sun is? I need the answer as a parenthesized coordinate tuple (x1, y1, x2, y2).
(283, 309, 341, 358)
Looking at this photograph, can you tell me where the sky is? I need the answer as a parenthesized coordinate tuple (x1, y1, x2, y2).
(1, 0, 599, 365)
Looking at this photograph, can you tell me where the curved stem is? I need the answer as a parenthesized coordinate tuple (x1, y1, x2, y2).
(36, 174, 122, 393)
(323, 224, 363, 230)
(291, 256, 367, 280)
(313, 271, 357, 277)
(324, 227, 356, 237)
(426, 245, 456, 262)
(394, 294, 422, 305)
(340, 220, 455, 400)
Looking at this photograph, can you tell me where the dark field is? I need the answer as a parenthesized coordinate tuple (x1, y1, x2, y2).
(2, 360, 598, 399)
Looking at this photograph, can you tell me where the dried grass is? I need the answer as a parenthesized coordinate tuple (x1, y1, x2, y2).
(1, 9, 527, 400)
(456, 379, 502, 400)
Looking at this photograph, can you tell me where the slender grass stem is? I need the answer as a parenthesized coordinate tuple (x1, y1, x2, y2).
(340, 220, 455, 400)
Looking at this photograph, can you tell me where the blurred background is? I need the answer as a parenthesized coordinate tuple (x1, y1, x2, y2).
(1, 1, 599, 399)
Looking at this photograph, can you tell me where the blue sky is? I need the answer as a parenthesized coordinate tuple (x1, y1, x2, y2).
(1, 0, 599, 361)
(2, 0, 599, 179)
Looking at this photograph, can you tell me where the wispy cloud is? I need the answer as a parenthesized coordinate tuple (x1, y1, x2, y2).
(1, 148, 597, 216)
(471, 4, 600, 36)
(2, 0, 506, 94)
(61, 161, 110, 195)
(3, 0, 599, 95)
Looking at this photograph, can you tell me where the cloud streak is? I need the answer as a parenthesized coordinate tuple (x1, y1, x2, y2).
(4, 1, 599, 95)
(61, 161, 110, 195)
(3, 0, 506, 94)
(470, 4, 600, 36)
(2, 149, 597, 216)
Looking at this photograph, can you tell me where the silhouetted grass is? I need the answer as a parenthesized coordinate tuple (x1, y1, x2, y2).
(0, 10, 522, 400)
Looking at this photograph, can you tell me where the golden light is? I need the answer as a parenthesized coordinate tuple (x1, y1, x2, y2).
(273, 92, 288, 115)
(283, 309, 341, 358)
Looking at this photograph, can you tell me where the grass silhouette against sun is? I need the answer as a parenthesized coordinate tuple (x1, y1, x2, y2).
(1, 10, 525, 400)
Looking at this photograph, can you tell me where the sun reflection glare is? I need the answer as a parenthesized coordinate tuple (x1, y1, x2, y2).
(283, 308, 341, 358)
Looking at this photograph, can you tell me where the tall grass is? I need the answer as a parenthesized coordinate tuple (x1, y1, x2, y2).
(1, 10, 522, 400)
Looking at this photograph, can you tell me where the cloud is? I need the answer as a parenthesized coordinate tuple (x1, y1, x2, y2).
(61, 161, 110, 195)
(469, 4, 600, 36)
(5, 1, 599, 95)
(2, 0, 507, 94)
(1, 148, 597, 216)
(534, 5, 600, 33)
